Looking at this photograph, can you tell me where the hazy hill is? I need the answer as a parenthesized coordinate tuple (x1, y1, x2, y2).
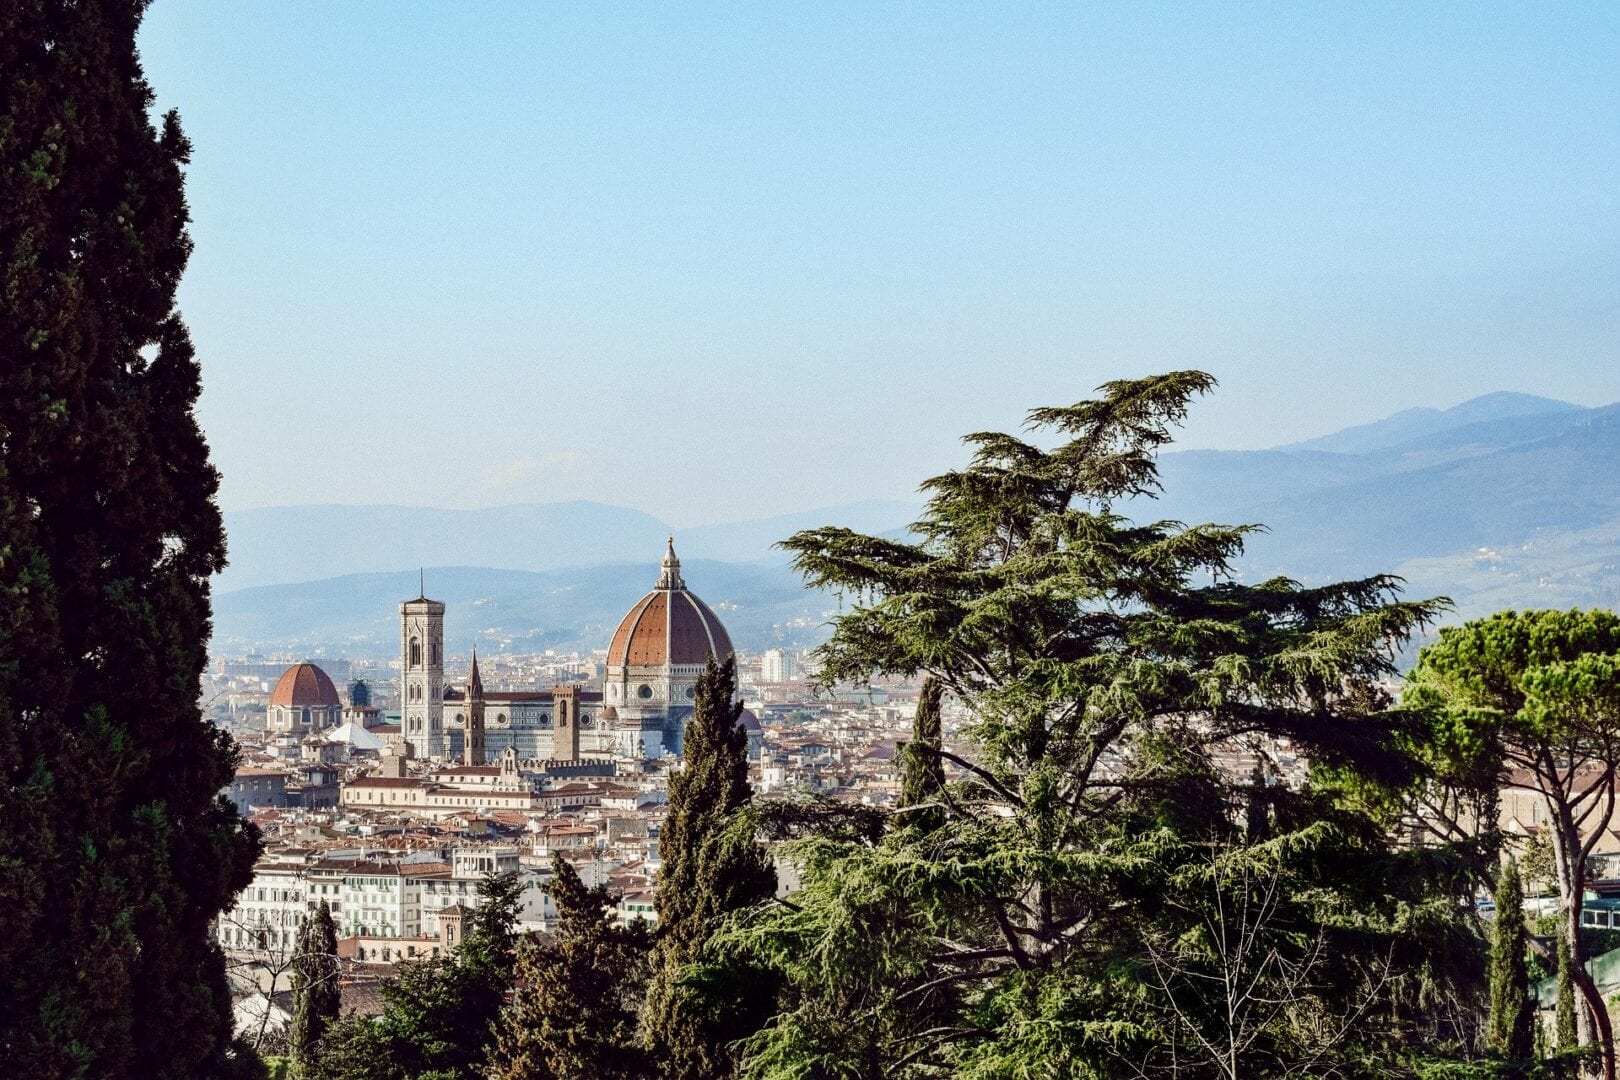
(1279, 391, 1582, 454)
(211, 560, 845, 657)
(217, 498, 918, 592)
(212, 393, 1620, 656)
(1152, 397, 1620, 619)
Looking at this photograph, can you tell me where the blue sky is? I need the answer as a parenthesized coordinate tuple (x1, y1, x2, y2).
(137, 2, 1620, 523)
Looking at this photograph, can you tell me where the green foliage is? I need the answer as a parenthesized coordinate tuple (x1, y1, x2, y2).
(644, 655, 778, 1080)
(0, 2, 259, 1075)
(896, 677, 947, 836)
(1558, 933, 1578, 1053)
(289, 901, 341, 1072)
(461, 870, 523, 976)
(488, 855, 652, 1080)
(1405, 609, 1620, 1072)
(306, 874, 522, 1080)
(1486, 860, 1533, 1069)
(725, 374, 1473, 1077)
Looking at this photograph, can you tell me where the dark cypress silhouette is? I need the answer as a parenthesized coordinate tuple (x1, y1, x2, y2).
(290, 902, 342, 1072)
(643, 655, 776, 1080)
(896, 676, 946, 834)
(0, 1, 258, 1074)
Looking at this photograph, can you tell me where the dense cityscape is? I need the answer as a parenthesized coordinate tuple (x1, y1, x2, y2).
(214, 542, 941, 1037)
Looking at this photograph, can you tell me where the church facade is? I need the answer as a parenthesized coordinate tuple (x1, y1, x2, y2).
(402, 540, 735, 763)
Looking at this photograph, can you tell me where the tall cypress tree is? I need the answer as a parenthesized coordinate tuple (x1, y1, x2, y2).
(1558, 931, 1579, 1055)
(1487, 858, 1533, 1070)
(0, 2, 258, 1075)
(488, 855, 651, 1080)
(895, 676, 946, 835)
(290, 902, 342, 1074)
(643, 655, 776, 1080)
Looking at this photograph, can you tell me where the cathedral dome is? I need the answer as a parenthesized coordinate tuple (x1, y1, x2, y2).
(270, 662, 341, 708)
(606, 539, 733, 668)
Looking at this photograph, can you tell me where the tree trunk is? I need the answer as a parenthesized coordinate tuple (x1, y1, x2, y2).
(1558, 812, 1614, 1080)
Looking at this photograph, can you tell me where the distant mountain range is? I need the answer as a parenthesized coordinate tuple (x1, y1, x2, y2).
(215, 499, 917, 593)
(211, 560, 842, 659)
(212, 392, 1620, 656)
(1149, 392, 1620, 618)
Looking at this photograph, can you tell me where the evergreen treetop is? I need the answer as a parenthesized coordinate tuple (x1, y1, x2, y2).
(644, 654, 777, 1080)
(0, 1, 259, 1074)
(290, 901, 342, 1073)
(895, 676, 946, 836)
(720, 373, 1469, 1076)
(653, 655, 776, 952)
(488, 855, 651, 1080)
(1486, 858, 1533, 1070)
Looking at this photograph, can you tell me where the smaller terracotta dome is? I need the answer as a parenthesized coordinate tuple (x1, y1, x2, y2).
(738, 708, 762, 732)
(270, 662, 341, 708)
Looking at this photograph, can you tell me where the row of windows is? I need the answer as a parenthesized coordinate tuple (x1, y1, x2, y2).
(354, 944, 426, 962)
(253, 887, 300, 903)
(220, 926, 297, 949)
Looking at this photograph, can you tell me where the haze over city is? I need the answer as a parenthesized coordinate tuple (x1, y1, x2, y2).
(136, 2, 1620, 522)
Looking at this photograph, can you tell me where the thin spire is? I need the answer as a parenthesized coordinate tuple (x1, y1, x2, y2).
(419, 567, 425, 600)
(468, 643, 484, 699)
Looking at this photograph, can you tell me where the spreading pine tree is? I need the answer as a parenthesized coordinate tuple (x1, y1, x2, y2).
(718, 373, 1466, 1076)
(488, 855, 652, 1080)
(0, 2, 260, 1076)
(290, 901, 342, 1073)
(1487, 859, 1533, 1071)
(643, 654, 777, 1080)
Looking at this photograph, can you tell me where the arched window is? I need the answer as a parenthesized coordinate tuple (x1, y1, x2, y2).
(431, 643, 440, 666)
(409, 637, 421, 667)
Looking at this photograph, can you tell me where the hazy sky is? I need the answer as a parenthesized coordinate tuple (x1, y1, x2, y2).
(137, 3, 1620, 524)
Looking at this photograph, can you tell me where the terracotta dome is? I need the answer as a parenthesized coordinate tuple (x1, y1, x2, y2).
(270, 662, 341, 708)
(606, 539, 733, 668)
